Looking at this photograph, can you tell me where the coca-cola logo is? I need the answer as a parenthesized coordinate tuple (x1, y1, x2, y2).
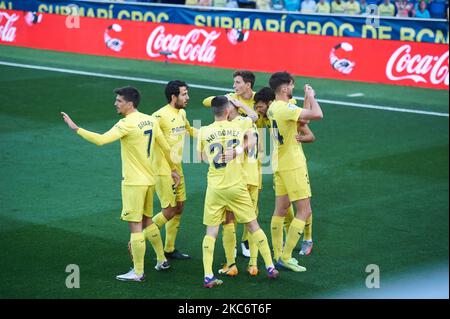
(146, 25, 220, 64)
(0, 11, 19, 43)
(386, 44, 449, 86)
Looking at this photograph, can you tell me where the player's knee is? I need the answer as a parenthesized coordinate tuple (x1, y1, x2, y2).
(206, 226, 220, 238)
(274, 206, 289, 216)
(142, 215, 153, 227)
(275, 199, 291, 213)
(163, 207, 176, 219)
(297, 209, 312, 220)
(247, 220, 260, 233)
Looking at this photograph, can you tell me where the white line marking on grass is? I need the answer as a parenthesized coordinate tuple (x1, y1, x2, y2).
(347, 93, 365, 97)
(1, 61, 448, 118)
(303, 97, 448, 117)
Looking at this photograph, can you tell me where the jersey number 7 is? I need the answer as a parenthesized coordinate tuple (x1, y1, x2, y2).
(144, 129, 153, 158)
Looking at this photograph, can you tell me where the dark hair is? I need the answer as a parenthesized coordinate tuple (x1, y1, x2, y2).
(254, 87, 275, 104)
(233, 70, 255, 89)
(165, 80, 188, 103)
(269, 72, 295, 92)
(113, 86, 141, 108)
(211, 96, 229, 117)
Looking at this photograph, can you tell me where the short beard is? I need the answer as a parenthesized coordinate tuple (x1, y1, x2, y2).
(175, 101, 185, 109)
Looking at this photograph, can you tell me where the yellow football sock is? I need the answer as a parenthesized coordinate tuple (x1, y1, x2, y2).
(130, 232, 146, 275)
(303, 214, 313, 241)
(242, 206, 258, 242)
(248, 232, 259, 267)
(164, 214, 181, 253)
(242, 225, 249, 242)
(251, 229, 273, 268)
(152, 212, 168, 229)
(143, 223, 165, 263)
(202, 235, 216, 277)
(281, 218, 305, 261)
(222, 223, 236, 266)
(284, 205, 295, 234)
(270, 216, 285, 261)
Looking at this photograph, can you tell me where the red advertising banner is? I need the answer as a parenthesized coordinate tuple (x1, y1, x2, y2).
(1, 10, 448, 89)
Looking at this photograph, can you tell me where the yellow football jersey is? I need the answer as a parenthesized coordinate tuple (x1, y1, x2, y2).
(255, 114, 271, 129)
(77, 111, 163, 185)
(203, 92, 255, 116)
(231, 116, 259, 187)
(197, 120, 245, 189)
(152, 104, 196, 176)
(226, 92, 255, 112)
(267, 100, 306, 172)
(255, 98, 296, 129)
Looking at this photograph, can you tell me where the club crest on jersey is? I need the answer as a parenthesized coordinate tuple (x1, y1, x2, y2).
(288, 103, 298, 110)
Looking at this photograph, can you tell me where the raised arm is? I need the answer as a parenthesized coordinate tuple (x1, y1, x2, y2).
(302, 85, 311, 110)
(202, 96, 215, 108)
(298, 85, 323, 121)
(229, 98, 258, 123)
(61, 112, 122, 146)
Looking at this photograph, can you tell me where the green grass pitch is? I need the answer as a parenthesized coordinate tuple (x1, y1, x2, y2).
(0, 45, 448, 299)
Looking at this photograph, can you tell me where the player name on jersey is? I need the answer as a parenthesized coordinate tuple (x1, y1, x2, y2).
(137, 120, 155, 130)
(205, 128, 241, 144)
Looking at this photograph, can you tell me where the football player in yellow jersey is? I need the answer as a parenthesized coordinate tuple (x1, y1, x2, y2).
(217, 98, 261, 277)
(150, 80, 197, 260)
(202, 70, 256, 112)
(254, 87, 316, 257)
(61, 86, 179, 282)
(203, 71, 257, 258)
(198, 96, 279, 288)
(267, 72, 323, 272)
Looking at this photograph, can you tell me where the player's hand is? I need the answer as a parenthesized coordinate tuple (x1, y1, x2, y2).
(304, 85, 315, 99)
(228, 98, 243, 109)
(171, 170, 181, 188)
(222, 146, 244, 163)
(221, 146, 243, 163)
(295, 134, 302, 143)
(299, 119, 310, 125)
(222, 147, 235, 163)
(61, 112, 79, 132)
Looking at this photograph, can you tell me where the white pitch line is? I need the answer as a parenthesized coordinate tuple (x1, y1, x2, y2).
(347, 93, 365, 97)
(0, 60, 448, 118)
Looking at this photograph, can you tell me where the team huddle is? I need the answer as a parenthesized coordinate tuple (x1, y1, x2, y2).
(61, 70, 324, 288)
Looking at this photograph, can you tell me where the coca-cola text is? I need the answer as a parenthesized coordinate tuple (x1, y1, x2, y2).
(386, 44, 449, 86)
(146, 25, 220, 63)
(0, 12, 19, 43)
